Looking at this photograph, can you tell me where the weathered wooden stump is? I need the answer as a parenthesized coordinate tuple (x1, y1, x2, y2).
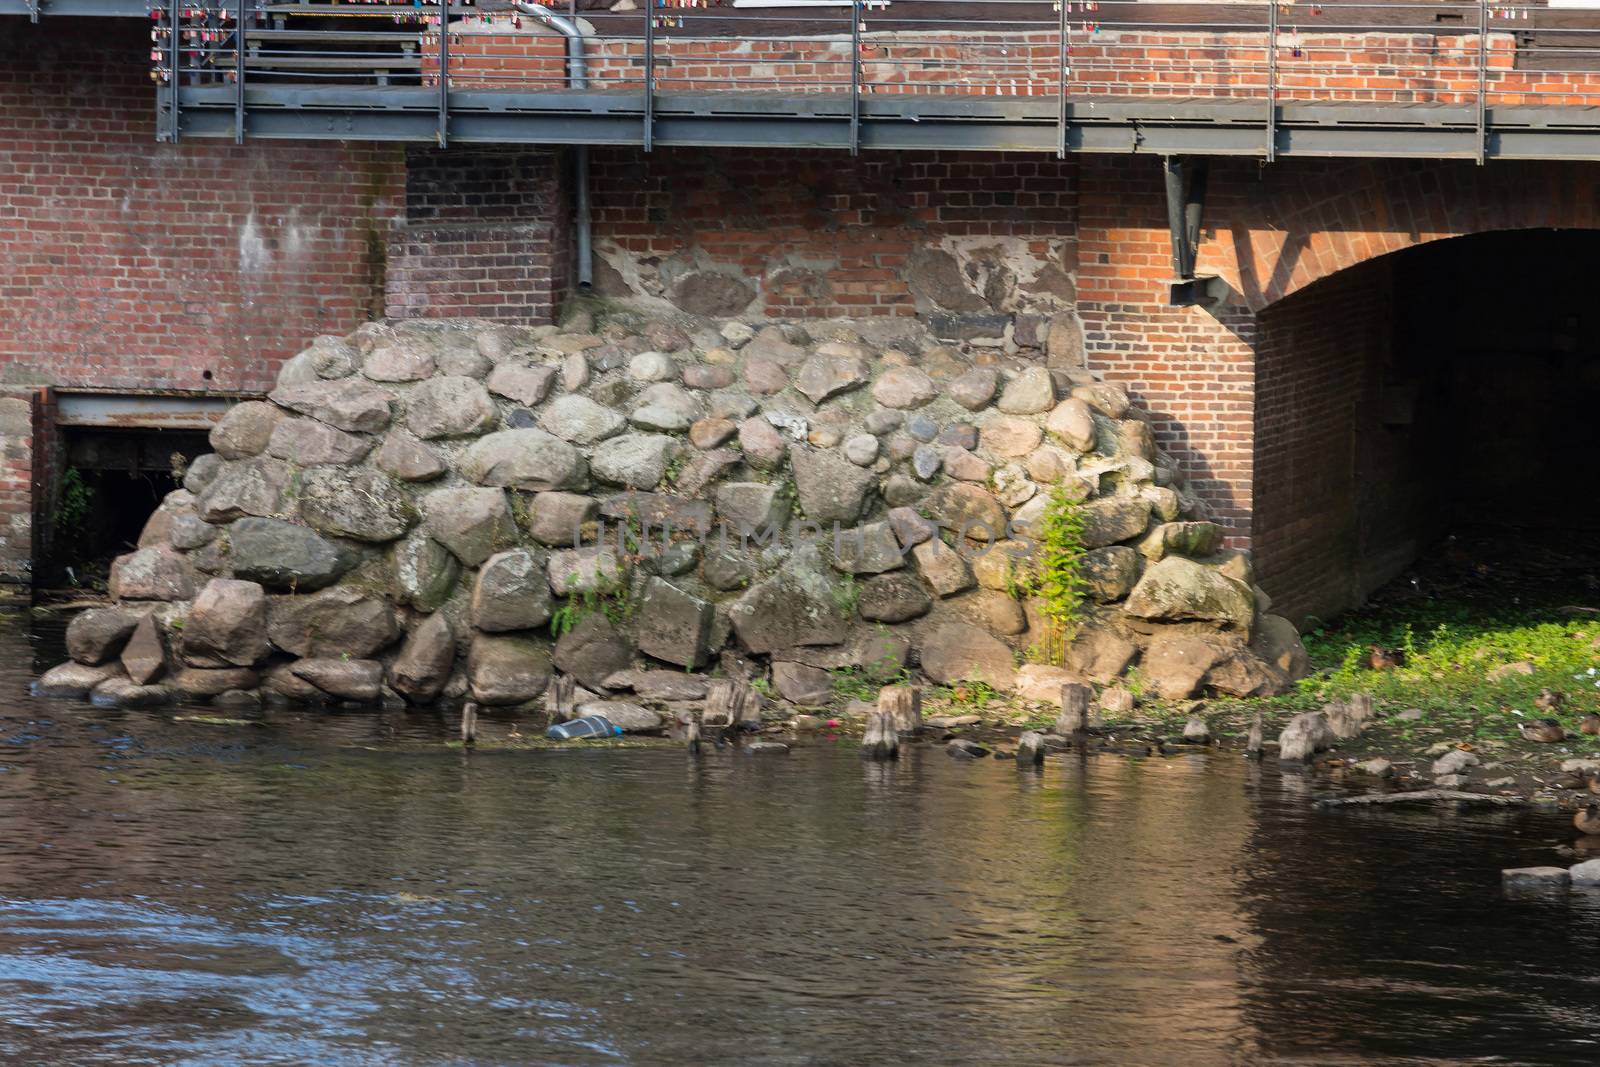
(545, 675, 577, 723)
(861, 710, 899, 760)
(704, 679, 754, 733)
(1016, 730, 1046, 767)
(1245, 710, 1264, 759)
(1055, 682, 1092, 735)
(1278, 711, 1333, 763)
(460, 700, 479, 745)
(1325, 698, 1364, 740)
(682, 714, 702, 756)
(878, 685, 923, 733)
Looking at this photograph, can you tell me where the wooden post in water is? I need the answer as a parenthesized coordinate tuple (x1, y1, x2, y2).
(1056, 683, 1092, 735)
(1246, 710, 1264, 759)
(704, 679, 752, 732)
(545, 675, 577, 722)
(878, 685, 922, 733)
(682, 713, 701, 755)
(461, 700, 479, 745)
(1016, 730, 1046, 767)
(861, 710, 898, 760)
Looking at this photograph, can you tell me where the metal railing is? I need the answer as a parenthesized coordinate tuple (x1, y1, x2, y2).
(157, 0, 1600, 157)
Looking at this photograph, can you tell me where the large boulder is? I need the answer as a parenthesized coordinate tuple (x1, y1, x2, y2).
(633, 578, 714, 668)
(267, 587, 400, 658)
(528, 491, 600, 546)
(1080, 496, 1152, 548)
(857, 572, 932, 623)
(1080, 546, 1141, 602)
(34, 660, 123, 698)
(468, 634, 552, 706)
(230, 517, 356, 592)
(788, 445, 875, 525)
(471, 549, 554, 632)
(1123, 556, 1254, 634)
(389, 613, 456, 705)
(423, 488, 517, 566)
(393, 532, 461, 612)
(925, 483, 1007, 542)
(182, 578, 270, 667)
(794, 353, 869, 405)
(268, 378, 393, 433)
(552, 612, 635, 689)
(265, 418, 374, 467)
(590, 433, 679, 490)
(298, 466, 415, 543)
(460, 429, 588, 492)
(196, 457, 294, 523)
(1063, 625, 1138, 684)
(108, 546, 194, 602)
(209, 401, 284, 459)
(1140, 634, 1224, 700)
(1251, 613, 1310, 680)
(375, 430, 448, 482)
(120, 614, 167, 685)
(728, 544, 850, 653)
(918, 623, 1016, 689)
(539, 394, 626, 444)
(65, 607, 140, 666)
(291, 658, 383, 702)
(405, 375, 498, 439)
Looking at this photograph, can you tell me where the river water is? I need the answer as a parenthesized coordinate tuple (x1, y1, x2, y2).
(2, 621, 1599, 1066)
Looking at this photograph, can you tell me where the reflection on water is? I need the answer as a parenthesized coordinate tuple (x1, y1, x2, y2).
(2, 621, 1600, 1065)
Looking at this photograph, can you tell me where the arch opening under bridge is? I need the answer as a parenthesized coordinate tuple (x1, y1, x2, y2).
(1249, 227, 1600, 626)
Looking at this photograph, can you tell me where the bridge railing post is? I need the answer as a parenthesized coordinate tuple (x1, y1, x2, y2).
(166, 0, 181, 143)
(849, 2, 860, 155)
(234, 0, 246, 144)
(643, 4, 655, 152)
(1265, 0, 1277, 162)
(437, 0, 449, 148)
(1056, 0, 1069, 159)
(1476, 0, 1489, 164)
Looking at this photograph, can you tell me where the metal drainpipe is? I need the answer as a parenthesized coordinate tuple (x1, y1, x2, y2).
(515, 2, 592, 292)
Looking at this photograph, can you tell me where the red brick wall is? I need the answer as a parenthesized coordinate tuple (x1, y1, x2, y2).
(435, 22, 1592, 105)
(384, 146, 573, 323)
(1251, 260, 1415, 625)
(0, 19, 404, 396)
(1074, 156, 1259, 543)
(587, 147, 1077, 327)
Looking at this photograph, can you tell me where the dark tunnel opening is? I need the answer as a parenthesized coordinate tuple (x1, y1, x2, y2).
(1253, 228, 1600, 627)
(39, 428, 211, 591)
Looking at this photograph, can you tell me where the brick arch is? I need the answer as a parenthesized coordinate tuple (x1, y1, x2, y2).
(1199, 158, 1600, 312)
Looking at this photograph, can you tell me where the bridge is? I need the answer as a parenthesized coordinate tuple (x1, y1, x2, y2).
(13, 0, 1600, 159)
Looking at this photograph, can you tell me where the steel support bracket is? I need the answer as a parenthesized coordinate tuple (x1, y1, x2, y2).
(1163, 155, 1213, 306)
(1169, 275, 1229, 309)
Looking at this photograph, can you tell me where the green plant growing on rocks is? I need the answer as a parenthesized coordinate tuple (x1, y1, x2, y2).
(549, 576, 632, 638)
(946, 678, 998, 711)
(1024, 485, 1089, 665)
(832, 575, 860, 617)
(830, 667, 879, 702)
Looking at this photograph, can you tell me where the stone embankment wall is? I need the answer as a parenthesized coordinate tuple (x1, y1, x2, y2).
(36, 313, 1307, 718)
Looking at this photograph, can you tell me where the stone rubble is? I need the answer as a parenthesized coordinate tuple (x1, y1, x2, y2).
(37, 313, 1308, 719)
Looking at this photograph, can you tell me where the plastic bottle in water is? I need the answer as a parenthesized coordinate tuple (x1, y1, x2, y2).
(545, 715, 623, 741)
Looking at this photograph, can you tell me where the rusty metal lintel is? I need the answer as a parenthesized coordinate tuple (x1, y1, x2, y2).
(54, 392, 237, 430)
